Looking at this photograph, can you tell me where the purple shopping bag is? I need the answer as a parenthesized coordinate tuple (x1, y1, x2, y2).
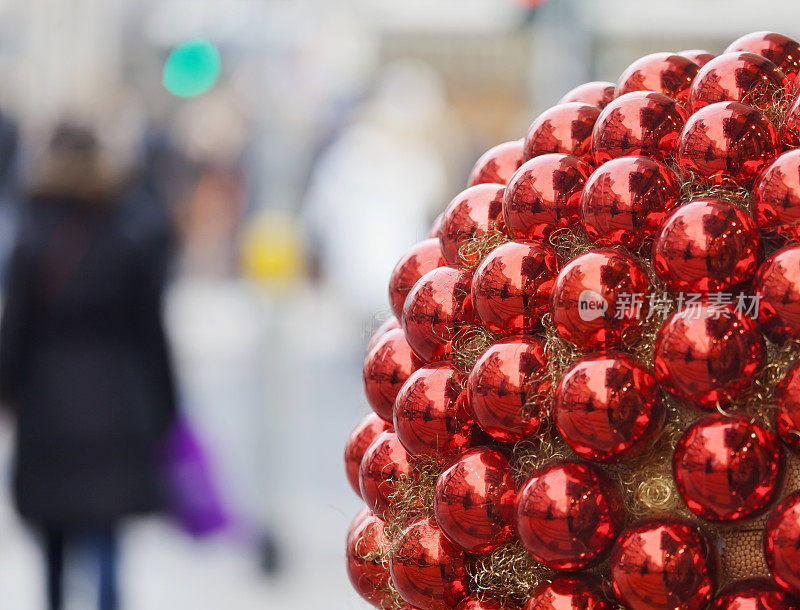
(161, 415, 230, 537)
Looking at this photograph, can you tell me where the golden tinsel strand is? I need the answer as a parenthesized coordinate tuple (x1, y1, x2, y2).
(668, 161, 753, 212)
(548, 225, 596, 261)
(511, 425, 573, 483)
(384, 455, 443, 543)
(451, 325, 499, 374)
(458, 224, 510, 270)
(540, 312, 585, 384)
(379, 579, 406, 610)
(469, 542, 553, 606)
(743, 80, 791, 129)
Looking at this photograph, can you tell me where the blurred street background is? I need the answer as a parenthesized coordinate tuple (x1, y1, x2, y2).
(0, 0, 798, 608)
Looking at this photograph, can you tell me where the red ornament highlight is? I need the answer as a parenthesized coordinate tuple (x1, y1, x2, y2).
(359, 431, 414, 520)
(726, 31, 800, 83)
(389, 239, 446, 320)
(524, 575, 615, 610)
(679, 49, 716, 67)
(364, 328, 424, 422)
(710, 579, 799, 610)
(616, 52, 700, 104)
(754, 245, 800, 342)
(439, 184, 506, 267)
(344, 413, 393, 497)
(455, 599, 502, 610)
(523, 102, 600, 162)
(753, 151, 800, 239)
(558, 81, 616, 109)
(346, 510, 391, 607)
(468, 140, 525, 187)
(766, 492, 800, 597)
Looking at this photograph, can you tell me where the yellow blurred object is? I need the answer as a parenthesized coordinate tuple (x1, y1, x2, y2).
(241, 211, 306, 287)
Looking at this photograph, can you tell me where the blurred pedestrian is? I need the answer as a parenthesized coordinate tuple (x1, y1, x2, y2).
(0, 122, 177, 610)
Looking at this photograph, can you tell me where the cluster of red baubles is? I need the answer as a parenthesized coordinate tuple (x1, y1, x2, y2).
(345, 32, 800, 610)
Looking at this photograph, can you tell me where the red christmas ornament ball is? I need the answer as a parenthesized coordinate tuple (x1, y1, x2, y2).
(653, 198, 760, 294)
(554, 350, 665, 463)
(766, 492, 800, 597)
(558, 81, 616, 109)
(389, 518, 469, 610)
(389, 239, 446, 320)
(524, 575, 615, 610)
(580, 155, 679, 249)
(654, 303, 765, 408)
(468, 336, 549, 442)
(364, 328, 424, 422)
(471, 240, 559, 335)
(710, 579, 799, 610)
(753, 150, 800, 239)
(592, 91, 689, 165)
(781, 95, 800, 147)
(775, 362, 800, 453)
(726, 31, 800, 83)
(439, 184, 506, 267)
(344, 413, 393, 497)
(675, 101, 780, 185)
(434, 447, 516, 553)
(550, 249, 649, 349)
(402, 266, 474, 363)
(503, 153, 593, 241)
(616, 52, 700, 104)
(468, 140, 525, 187)
(515, 461, 625, 570)
(346, 509, 391, 607)
(359, 431, 414, 520)
(673, 414, 783, 522)
(523, 102, 600, 162)
(679, 49, 716, 67)
(754, 245, 800, 342)
(367, 316, 401, 353)
(394, 364, 472, 458)
(455, 599, 503, 610)
(610, 518, 718, 610)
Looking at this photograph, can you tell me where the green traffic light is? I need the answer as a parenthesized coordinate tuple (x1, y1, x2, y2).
(163, 38, 221, 98)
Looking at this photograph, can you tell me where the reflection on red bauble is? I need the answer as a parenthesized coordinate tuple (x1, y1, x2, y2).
(673, 414, 783, 522)
(616, 52, 700, 104)
(776, 362, 800, 452)
(515, 461, 625, 570)
(364, 328, 424, 422)
(688, 52, 790, 112)
(439, 184, 506, 267)
(468, 140, 525, 187)
(550, 249, 649, 349)
(558, 81, 616, 109)
(455, 598, 503, 610)
(434, 447, 516, 553)
(754, 245, 800, 342)
(359, 431, 414, 520)
(726, 31, 800, 83)
(394, 364, 472, 458)
(503, 153, 593, 241)
(554, 350, 664, 463)
(610, 518, 717, 610)
(710, 578, 799, 610)
(472, 240, 559, 335)
(580, 155, 679, 248)
(344, 413, 393, 497)
(367, 316, 400, 353)
(468, 336, 549, 442)
(654, 303, 764, 408)
(389, 239, 446, 320)
(653, 199, 760, 294)
(753, 151, 800, 239)
(781, 95, 800, 147)
(523, 103, 600, 161)
(346, 509, 391, 607)
(766, 492, 800, 597)
(524, 575, 615, 610)
(592, 91, 689, 165)
(679, 49, 716, 67)
(675, 101, 780, 185)
(402, 266, 474, 363)
(389, 518, 469, 610)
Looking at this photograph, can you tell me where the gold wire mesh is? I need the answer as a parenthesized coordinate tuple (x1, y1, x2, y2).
(458, 224, 510, 270)
(452, 325, 499, 374)
(469, 542, 553, 607)
(384, 455, 444, 544)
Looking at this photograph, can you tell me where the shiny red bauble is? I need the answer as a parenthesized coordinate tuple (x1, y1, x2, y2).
(550, 249, 649, 349)
(344, 413, 393, 497)
(675, 101, 780, 185)
(402, 266, 474, 363)
(364, 328, 424, 422)
(434, 447, 516, 553)
(654, 303, 765, 408)
(503, 153, 593, 241)
(711, 579, 799, 610)
(673, 414, 783, 522)
(359, 431, 414, 520)
(468, 140, 525, 187)
(616, 52, 700, 104)
(515, 461, 625, 570)
(389, 239, 446, 320)
(754, 245, 800, 342)
(346, 509, 391, 607)
(524, 575, 615, 610)
(580, 155, 679, 249)
(455, 599, 503, 610)
(554, 350, 664, 463)
(726, 31, 800, 83)
(680, 49, 716, 67)
(471, 240, 559, 335)
(468, 336, 549, 442)
(367, 316, 401, 353)
(766, 492, 800, 597)
(394, 364, 472, 458)
(653, 199, 760, 294)
(753, 151, 800, 239)
(610, 518, 718, 610)
(440, 184, 506, 267)
(558, 81, 616, 109)
(688, 52, 790, 112)
(775, 362, 800, 453)
(389, 518, 469, 610)
(592, 91, 689, 165)
(523, 103, 600, 161)
(781, 95, 800, 148)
